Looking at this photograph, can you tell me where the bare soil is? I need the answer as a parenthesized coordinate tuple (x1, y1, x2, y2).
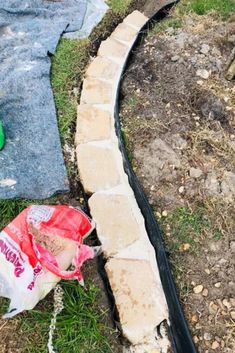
(120, 10, 235, 353)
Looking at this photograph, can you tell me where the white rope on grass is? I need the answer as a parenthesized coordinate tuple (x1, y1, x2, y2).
(47, 284, 64, 353)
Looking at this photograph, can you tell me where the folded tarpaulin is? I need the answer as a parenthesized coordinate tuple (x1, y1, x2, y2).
(0, 0, 108, 199)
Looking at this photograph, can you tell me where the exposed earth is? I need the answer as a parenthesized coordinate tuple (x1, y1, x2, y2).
(120, 7, 235, 353)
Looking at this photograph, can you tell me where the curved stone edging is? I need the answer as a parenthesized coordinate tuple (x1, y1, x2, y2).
(75, 11, 170, 352)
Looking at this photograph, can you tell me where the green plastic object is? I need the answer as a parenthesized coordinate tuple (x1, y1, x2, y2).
(0, 121, 5, 150)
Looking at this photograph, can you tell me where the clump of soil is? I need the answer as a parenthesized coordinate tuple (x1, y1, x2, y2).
(121, 11, 235, 353)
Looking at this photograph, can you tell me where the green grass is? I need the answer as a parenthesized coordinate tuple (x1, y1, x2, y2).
(156, 206, 210, 294)
(151, 0, 235, 35)
(127, 96, 139, 107)
(160, 206, 209, 254)
(107, 0, 132, 14)
(0, 200, 32, 229)
(121, 128, 134, 163)
(151, 18, 183, 35)
(0, 199, 57, 230)
(21, 282, 114, 353)
(188, 0, 235, 17)
(51, 39, 89, 142)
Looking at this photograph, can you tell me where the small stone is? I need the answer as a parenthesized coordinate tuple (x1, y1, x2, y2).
(221, 171, 235, 200)
(191, 314, 199, 323)
(230, 241, 235, 252)
(230, 311, 235, 320)
(230, 298, 235, 306)
(214, 282, 221, 288)
(200, 44, 210, 54)
(204, 332, 212, 341)
(193, 335, 199, 344)
(205, 172, 220, 196)
(218, 258, 227, 265)
(196, 69, 210, 80)
(156, 212, 161, 219)
(228, 35, 235, 43)
(193, 285, 203, 294)
(179, 243, 190, 252)
(176, 32, 187, 49)
(179, 186, 185, 193)
(172, 134, 187, 150)
(171, 55, 180, 62)
(222, 299, 231, 309)
(197, 80, 204, 85)
(205, 268, 210, 275)
(190, 167, 203, 179)
(202, 288, 209, 297)
(162, 210, 168, 217)
(150, 185, 155, 191)
(209, 302, 218, 315)
(211, 341, 220, 350)
(165, 27, 174, 34)
(73, 87, 79, 97)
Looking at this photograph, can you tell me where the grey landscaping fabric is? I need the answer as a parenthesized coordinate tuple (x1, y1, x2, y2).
(0, 0, 107, 199)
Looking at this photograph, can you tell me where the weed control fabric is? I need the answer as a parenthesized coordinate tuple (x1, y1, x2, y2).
(0, 0, 107, 199)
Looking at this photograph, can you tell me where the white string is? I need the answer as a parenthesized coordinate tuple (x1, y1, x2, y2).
(47, 284, 64, 353)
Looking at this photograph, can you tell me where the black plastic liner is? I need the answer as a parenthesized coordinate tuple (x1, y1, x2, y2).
(114, 2, 198, 353)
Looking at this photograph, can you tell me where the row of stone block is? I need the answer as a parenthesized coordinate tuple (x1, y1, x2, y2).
(75, 10, 170, 351)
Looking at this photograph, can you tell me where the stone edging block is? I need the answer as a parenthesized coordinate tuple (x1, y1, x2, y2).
(124, 10, 148, 29)
(89, 193, 141, 256)
(105, 258, 168, 344)
(76, 105, 111, 145)
(80, 78, 112, 104)
(111, 22, 138, 42)
(85, 57, 119, 80)
(76, 144, 120, 194)
(98, 38, 129, 59)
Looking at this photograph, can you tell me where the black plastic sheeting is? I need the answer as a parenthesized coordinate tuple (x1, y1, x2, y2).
(0, 0, 106, 200)
(114, 2, 198, 353)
